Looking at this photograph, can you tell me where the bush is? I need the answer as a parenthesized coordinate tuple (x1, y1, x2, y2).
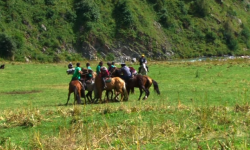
(75, 1, 100, 22)
(105, 53, 115, 61)
(45, 0, 55, 6)
(0, 33, 17, 58)
(158, 8, 173, 28)
(241, 25, 250, 41)
(65, 10, 76, 22)
(114, 1, 135, 28)
(205, 31, 217, 43)
(191, 0, 210, 17)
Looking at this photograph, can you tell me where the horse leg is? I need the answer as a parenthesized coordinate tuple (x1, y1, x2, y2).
(65, 92, 71, 106)
(138, 88, 143, 100)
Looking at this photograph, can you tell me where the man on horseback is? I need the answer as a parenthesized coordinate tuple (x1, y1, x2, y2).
(107, 62, 116, 73)
(68, 62, 73, 69)
(96, 61, 103, 76)
(86, 62, 93, 81)
(120, 63, 132, 81)
(100, 66, 110, 89)
(138, 54, 149, 73)
(71, 62, 85, 96)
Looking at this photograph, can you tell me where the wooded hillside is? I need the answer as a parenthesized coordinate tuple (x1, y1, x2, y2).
(0, 0, 250, 62)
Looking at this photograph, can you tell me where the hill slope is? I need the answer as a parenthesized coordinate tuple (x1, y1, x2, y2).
(0, 0, 250, 62)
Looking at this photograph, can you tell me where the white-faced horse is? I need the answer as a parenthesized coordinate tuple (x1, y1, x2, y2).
(139, 63, 148, 75)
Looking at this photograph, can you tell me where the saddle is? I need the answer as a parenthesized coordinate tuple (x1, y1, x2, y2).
(104, 77, 112, 83)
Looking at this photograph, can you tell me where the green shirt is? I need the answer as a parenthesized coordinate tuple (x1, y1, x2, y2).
(96, 65, 101, 75)
(72, 67, 81, 80)
(87, 66, 92, 77)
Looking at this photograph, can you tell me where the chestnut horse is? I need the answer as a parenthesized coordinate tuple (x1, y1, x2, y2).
(94, 76, 128, 103)
(65, 80, 86, 105)
(110, 68, 160, 100)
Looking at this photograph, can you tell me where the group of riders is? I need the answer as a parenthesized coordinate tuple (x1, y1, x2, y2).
(69, 54, 149, 94)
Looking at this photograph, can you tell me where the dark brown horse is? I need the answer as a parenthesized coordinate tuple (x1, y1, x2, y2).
(65, 80, 86, 105)
(110, 68, 160, 100)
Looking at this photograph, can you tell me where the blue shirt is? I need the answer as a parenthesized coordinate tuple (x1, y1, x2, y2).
(121, 66, 131, 76)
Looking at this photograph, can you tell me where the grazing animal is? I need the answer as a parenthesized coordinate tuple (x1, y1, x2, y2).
(111, 68, 160, 100)
(0, 64, 5, 69)
(94, 76, 128, 103)
(65, 80, 86, 106)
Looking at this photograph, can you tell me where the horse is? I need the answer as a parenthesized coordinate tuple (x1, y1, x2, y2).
(139, 63, 148, 75)
(94, 76, 128, 103)
(65, 80, 86, 106)
(110, 68, 160, 100)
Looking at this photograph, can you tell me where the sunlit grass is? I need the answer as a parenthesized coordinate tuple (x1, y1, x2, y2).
(1, 59, 250, 149)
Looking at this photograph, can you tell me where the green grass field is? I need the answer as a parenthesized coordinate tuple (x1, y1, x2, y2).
(1, 60, 250, 149)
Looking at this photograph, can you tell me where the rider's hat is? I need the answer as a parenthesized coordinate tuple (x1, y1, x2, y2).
(141, 54, 145, 57)
(107, 62, 111, 65)
(121, 63, 126, 66)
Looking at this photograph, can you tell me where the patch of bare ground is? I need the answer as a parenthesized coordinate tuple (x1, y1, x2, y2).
(1, 90, 41, 95)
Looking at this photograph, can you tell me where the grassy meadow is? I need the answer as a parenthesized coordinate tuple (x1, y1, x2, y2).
(1, 60, 250, 149)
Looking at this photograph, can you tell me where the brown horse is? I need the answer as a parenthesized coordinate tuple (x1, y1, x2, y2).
(94, 76, 128, 103)
(110, 68, 160, 100)
(65, 80, 86, 106)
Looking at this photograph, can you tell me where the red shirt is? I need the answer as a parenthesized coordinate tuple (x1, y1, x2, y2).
(99, 70, 109, 77)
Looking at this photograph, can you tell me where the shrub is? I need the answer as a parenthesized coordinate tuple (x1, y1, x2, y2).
(205, 31, 217, 43)
(0, 33, 17, 58)
(65, 10, 77, 22)
(75, 1, 100, 22)
(114, 1, 135, 28)
(241, 25, 250, 41)
(105, 53, 115, 61)
(45, 0, 55, 6)
(190, 0, 210, 17)
(158, 8, 173, 28)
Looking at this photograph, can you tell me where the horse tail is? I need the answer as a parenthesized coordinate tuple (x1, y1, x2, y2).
(152, 80, 160, 95)
(122, 82, 128, 101)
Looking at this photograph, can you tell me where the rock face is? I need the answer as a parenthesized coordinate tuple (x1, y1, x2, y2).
(79, 38, 173, 60)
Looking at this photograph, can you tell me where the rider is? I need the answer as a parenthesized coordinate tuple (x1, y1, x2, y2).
(68, 62, 73, 69)
(111, 61, 116, 67)
(107, 62, 116, 73)
(139, 54, 149, 73)
(71, 62, 84, 96)
(96, 61, 103, 76)
(120, 63, 132, 81)
(100, 66, 110, 89)
(86, 62, 93, 81)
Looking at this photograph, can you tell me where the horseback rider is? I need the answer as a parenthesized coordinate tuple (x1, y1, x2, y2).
(138, 54, 149, 73)
(71, 62, 85, 96)
(96, 61, 103, 76)
(120, 63, 132, 81)
(68, 62, 73, 69)
(86, 62, 93, 81)
(100, 66, 109, 89)
(112, 61, 116, 67)
(107, 62, 116, 73)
